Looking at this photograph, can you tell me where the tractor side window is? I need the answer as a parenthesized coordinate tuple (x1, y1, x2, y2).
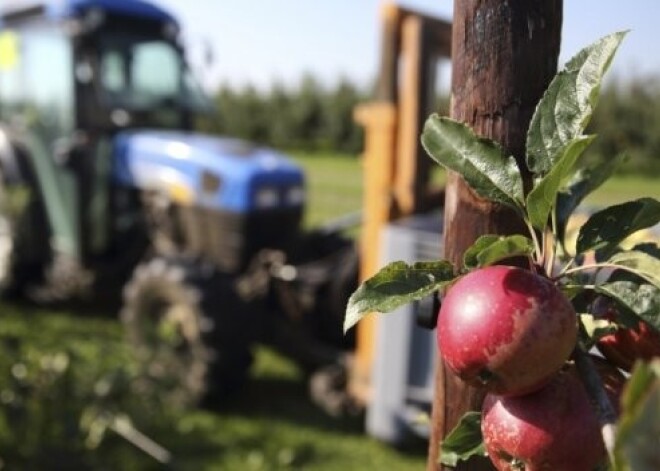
(0, 25, 74, 146)
(99, 38, 180, 108)
(97, 34, 211, 116)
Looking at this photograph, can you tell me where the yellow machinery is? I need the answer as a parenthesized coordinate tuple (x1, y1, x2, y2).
(350, 3, 451, 406)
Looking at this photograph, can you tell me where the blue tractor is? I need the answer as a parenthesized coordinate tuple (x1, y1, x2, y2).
(0, 0, 357, 404)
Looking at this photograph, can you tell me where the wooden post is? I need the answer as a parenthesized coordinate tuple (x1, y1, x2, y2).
(428, 1, 563, 470)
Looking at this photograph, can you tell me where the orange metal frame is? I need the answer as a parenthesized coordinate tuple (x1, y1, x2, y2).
(350, 3, 451, 404)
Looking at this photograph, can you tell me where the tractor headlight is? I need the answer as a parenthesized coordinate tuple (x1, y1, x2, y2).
(255, 187, 279, 208)
(286, 186, 305, 206)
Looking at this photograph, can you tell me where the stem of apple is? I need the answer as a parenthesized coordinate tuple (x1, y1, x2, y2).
(546, 210, 559, 276)
(573, 345, 617, 464)
(524, 217, 543, 265)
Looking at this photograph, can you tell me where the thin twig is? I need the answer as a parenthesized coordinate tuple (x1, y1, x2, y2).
(561, 262, 622, 277)
(546, 210, 559, 277)
(555, 257, 577, 279)
(110, 415, 172, 464)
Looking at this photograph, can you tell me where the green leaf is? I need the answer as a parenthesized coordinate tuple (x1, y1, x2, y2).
(422, 115, 524, 211)
(556, 154, 628, 247)
(440, 412, 486, 466)
(526, 135, 595, 230)
(614, 360, 660, 471)
(576, 198, 660, 257)
(344, 260, 456, 333)
(463, 235, 501, 270)
(596, 281, 660, 333)
(526, 32, 627, 175)
(631, 243, 660, 260)
(463, 235, 534, 269)
(561, 284, 586, 300)
(607, 251, 660, 289)
(578, 313, 618, 349)
(579, 313, 617, 348)
(607, 244, 660, 285)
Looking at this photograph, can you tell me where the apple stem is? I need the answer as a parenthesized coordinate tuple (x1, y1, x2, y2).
(573, 346, 618, 464)
(524, 217, 544, 264)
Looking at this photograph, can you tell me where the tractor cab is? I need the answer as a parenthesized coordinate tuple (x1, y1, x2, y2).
(0, 0, 306, 282)
(0, 0, 210, 143)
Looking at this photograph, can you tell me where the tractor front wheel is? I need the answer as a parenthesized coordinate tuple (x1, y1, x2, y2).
(121, 256, 252, 407)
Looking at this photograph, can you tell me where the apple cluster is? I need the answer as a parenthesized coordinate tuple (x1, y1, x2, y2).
(436, 265, 626, 471)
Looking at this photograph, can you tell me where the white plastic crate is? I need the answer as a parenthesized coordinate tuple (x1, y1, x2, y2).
(366, 211, 443, 444)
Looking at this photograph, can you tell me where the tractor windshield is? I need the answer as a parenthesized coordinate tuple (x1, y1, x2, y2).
(97, 33, 210, 114)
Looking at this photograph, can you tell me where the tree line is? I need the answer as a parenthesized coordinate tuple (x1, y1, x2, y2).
(587, 76, 660, 174)
(199, 74, 660, 175)
(197, 74, 367, 153)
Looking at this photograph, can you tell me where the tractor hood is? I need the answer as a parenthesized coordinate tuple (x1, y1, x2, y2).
(112, 130, 305, 213)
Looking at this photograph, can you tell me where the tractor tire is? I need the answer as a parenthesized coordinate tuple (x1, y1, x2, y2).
(121, 256, 253, 407)
(308, 244, 359, 349)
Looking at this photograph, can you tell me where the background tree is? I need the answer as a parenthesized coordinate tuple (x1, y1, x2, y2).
(587, 78, 660, 174)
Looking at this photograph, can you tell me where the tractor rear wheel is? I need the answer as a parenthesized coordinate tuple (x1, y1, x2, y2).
(121, 256, 252, 407)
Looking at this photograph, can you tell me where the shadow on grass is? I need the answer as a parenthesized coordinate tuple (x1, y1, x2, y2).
(213, 375, 365, 434)
(159, 372, 428, 470)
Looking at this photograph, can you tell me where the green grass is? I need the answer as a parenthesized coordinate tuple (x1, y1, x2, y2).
(0, 304, 427, 470)
(161, 348, 427, 471)
(584, 174, 660, 207)
(290, 152, 363, 227)
(291, 152, 660, 225)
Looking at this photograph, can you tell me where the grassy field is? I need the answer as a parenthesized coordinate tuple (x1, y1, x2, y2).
(1, 151, 659, 470)
(290, 152, 364, 227)
(0, 303, 427, 470)
(291, 152, 660, 225)
(584, 173, 660, 206)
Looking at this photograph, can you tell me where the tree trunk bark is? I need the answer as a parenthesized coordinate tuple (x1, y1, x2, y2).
(427, 1, 563, 470)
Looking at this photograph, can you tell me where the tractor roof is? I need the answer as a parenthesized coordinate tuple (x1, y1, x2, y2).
(1, 0, 177, 26)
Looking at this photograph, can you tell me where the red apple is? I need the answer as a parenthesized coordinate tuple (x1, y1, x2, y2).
(481, 361, 624, 471)
(593, 297, 660, 371)
(437, 265, 577, 396)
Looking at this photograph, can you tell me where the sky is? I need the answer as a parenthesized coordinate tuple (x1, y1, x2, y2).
(153, 0, 660, 91)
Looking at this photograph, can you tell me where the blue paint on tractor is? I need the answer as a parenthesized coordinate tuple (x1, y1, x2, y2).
(112, 131, 305, 213)
(43, 0, 177, 24)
